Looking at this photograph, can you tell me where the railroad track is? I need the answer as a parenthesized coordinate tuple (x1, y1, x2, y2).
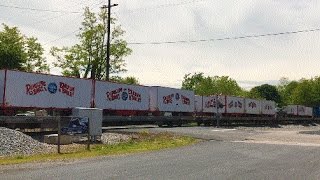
(1, 116, 319, 132)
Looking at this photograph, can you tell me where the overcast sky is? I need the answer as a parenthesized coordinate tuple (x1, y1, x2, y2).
(1, 0, 320, 89)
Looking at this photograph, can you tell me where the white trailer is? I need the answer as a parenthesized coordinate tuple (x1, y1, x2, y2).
(194, 95, 203, 113)
(261, 100, 276, 115)
(244, 98, 261, 115)
(225, 96, 245, 114)
(284, 105, 298, 116)
(149, 86, 195, 113)
(305, 107, 313, 117)
(1, 70, 92, 109)
(194, 95, 225, 113)
(94, 81, 149, 113)
(149, 86, 195, 127)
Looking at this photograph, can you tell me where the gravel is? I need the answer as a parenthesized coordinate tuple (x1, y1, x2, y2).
(0, 127, 54, 156)
(100, 133, 132, 145)
(0, 127, 134, 157)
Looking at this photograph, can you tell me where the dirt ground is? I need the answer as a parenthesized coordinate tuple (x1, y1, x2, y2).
(236, 124, 320, 146)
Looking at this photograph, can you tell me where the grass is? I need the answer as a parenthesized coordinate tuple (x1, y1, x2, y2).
(0, 131, 197, 165)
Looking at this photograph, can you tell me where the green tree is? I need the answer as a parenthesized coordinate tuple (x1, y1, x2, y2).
(0, 24, 25, 70)
(310, 77, 320, 106)
(290, 79, 314, 106)
(0, 24, 49, 72)
(277, 78, 299, 106)
(24, 37, 49, 72)
(181, 73, 206, 94)
(111, 76, 140, 85)
(182, 72, 245, 96)
(249, 84, 281, 103)
(51, 7, 132, 80)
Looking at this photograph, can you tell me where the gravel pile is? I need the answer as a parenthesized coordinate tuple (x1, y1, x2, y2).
(100, 133, 132, 145)
(0, 127, 53, 156)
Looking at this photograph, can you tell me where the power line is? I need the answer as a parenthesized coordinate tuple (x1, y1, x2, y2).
(124, 0, 208, 14)
(30, 0, 90, 25)
(0, 4, 82, 14)
(0, 0, 205, 15)
(41, 1, 112, 46)
(128, 28, 320, 45)
(30, 1, 102, 26)
(43, 29, 80, 46)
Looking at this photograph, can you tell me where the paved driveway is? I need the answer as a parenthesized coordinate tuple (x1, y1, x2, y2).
(2, 140, 320, 180)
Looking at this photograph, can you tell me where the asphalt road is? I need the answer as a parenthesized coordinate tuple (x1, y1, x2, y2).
(2, 140, 320, 179)
(107, 125, 258, 141)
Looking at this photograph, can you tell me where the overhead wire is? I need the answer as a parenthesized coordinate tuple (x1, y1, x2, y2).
(124, 0, 208, 14)
(30, 0, 90, 25)
(127, 28, 320, 45)
(0, 4, 82, 14)
(41, 1, 106, 45)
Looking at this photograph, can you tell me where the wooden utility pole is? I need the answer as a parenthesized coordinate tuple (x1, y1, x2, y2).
(101, 1, 118, 81)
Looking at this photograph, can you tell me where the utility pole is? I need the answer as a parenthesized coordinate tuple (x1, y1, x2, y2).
(101, 1, 118, 81)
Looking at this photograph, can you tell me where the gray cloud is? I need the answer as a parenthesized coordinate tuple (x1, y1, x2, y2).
(2, 0, 320, 89)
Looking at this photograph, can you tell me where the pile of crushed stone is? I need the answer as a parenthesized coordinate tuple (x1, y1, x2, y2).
(100, 133, 132, 145)
(0, 127, 53, 156)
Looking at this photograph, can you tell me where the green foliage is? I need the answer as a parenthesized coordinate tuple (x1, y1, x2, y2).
(0, 24, 49, 72)
(277, 78, 299, 106)
(0, 24, 25, 70)
(291, 79, 313, 106)
(24, 37, 49, 72)
(51, 7, 132, 80)
(277, 77, 320, 107)
(111, 76, 140, 85)
(181, 72, 245, 96)
(248, 84, 281, 103)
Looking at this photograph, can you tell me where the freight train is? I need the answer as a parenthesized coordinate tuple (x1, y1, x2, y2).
(0, 69, 314, 127)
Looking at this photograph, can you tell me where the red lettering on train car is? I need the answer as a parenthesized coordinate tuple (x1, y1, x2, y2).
(26, 81, 47, 95)
(59, 82, 75, 97)
(249, 102, 257, 108)
(181, 95, 190, 105)
(163, 94, 174, 104)
(128, 88, 142, 102)
(229, 100, 242, 109)
(106, 88, 122, 101)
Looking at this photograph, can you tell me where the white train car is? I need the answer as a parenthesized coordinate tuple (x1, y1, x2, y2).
(225, 96, 245, 114)
(194, 95, 203, 113)
(1, 70, 92, 109)
(305, 107, 313, 117)
(195, 95, 225, 114)
(284, 105, 313, 117)
(297, 105, 306, 116)
(244, 98, 261, 115)
(94, 80, 149, 114)
(284, 105, 298, 116)
(261, 100, 276, 115)
(149, 86, 195, 114)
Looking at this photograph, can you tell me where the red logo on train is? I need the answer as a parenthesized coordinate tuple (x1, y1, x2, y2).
(228, 100, 243, 108)
(26, 81, 47, 95)
(205, 99, 217, 108)
(163, 93, 190, 105)
(26, 81, 75, 97)
(106, 88, 141, 102)
(248, 102, 257, 108)
(59, 82, 75, 97)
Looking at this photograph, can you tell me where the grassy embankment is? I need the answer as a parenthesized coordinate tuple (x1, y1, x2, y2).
(0, 131, 197, 165)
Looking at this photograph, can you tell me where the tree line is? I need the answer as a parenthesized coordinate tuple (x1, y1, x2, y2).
(182, 73, 320, 108)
